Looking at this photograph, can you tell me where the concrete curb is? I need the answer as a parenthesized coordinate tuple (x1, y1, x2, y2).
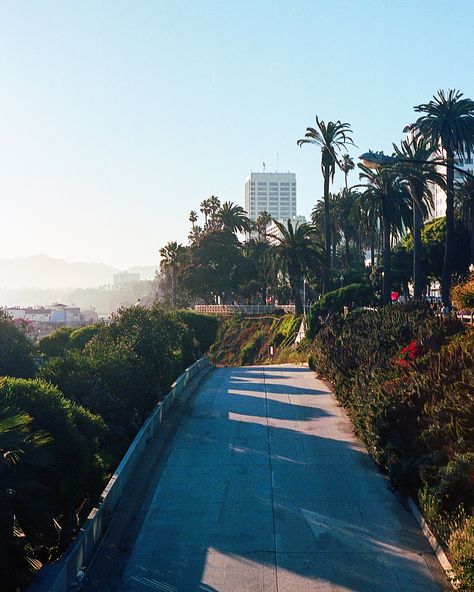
(28, 357, 213, 592)
(406, 497, 457, 588)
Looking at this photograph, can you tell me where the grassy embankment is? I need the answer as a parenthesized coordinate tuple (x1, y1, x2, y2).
(209, 313, 308, 366)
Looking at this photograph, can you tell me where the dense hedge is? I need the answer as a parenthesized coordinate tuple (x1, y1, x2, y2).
(173, 310, 219, 354)
(307, 283, 374, 338)
(310, 305, 473, 587)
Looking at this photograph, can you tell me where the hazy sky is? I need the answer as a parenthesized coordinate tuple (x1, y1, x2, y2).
(1, 0, 473, 268)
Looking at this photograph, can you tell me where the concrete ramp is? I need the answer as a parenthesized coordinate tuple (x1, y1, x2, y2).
(87, 365, 448, 591)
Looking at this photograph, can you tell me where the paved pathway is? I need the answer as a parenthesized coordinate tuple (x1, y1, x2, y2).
(116, 365, 447, 591)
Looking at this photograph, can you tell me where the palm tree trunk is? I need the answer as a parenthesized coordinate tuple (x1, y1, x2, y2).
(323, 167, 331, 293)
(413, 199, 424, 300)
(382, 214, 392, 305)
(331, 228, 337, 268)
(370, 233, 375, 268)
(470, 225, 474, 265)
(171, 273, 176, 307)
(289, 270, 303, 315)
(441, 149, 454, 306)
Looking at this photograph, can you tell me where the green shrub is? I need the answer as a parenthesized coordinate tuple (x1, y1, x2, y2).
(307, 283, 374, 338)
(39, 305, 192, 456)
(67, 324, 101, 351)
(39, 327, 74, 357)
(310, 305, 472, 508)
(0, 310, 36, 378)
(449, 516, 474, 591)
(174, 310, 219, 353)
(451, 277, 474, 311)
(0, 377, 107, 552)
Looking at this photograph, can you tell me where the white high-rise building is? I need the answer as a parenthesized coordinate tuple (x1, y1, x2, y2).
(404, 124, 474, 221)
(427, 153, 473, 221)
(244, 171, 296, 221)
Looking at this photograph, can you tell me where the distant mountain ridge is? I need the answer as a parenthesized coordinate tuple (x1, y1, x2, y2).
(0, 255, 158, 290)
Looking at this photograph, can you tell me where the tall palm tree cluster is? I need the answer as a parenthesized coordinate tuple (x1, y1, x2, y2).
(298, 89, 474, 306)
(159, 88, 474, 310)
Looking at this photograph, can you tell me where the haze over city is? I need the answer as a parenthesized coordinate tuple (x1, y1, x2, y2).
(1, 0, 473, 275)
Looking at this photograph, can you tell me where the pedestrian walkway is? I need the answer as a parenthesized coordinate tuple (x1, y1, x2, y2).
(103, 366, 448, 591)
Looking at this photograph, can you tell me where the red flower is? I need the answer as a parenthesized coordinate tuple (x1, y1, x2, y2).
(395, 340, 424, 369)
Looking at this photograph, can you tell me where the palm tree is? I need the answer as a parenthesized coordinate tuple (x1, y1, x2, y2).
(393, 136, 445, 299)
(359, 165, 411, 304)
(200, 199, 211, 227)
(312, 196, 339, 268)
(189, 210, 198, 230)
(188, 225, 203, 244)
(297, 117, 354, 293)
(216, 202, 251, 234)
(0, 407, 53, 589)
(266, 219, 323, 314)
(341, 154, 355, 190)
(456, 176, 474, 264)
(208, 195, 221, 229)
(159, 241, 186, 306)
(255, 210, 272, 241)
(414, 89, 474, 305)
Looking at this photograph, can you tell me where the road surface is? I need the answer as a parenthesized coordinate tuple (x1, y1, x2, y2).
(89, 365, 448, 591)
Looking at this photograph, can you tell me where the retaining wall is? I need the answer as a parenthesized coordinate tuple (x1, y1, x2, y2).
(28, 356, 212, 592)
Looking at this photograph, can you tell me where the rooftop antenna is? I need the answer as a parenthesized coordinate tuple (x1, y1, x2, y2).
(277, 152, 279, 171)
(263, 161, 266, 172)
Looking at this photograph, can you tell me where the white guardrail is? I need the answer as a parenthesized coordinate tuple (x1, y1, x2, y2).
(194, 304, 297, 315)
(29, 356, 212, 592)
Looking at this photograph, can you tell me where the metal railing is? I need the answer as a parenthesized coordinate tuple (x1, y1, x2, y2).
(194, 304, 297, 315)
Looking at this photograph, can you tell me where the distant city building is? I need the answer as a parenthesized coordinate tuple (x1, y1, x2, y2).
(113, 271, 140, 287)
(244, 171, 297, 221)
(267, 216, 307, 245)
(6, 304, 89, 326)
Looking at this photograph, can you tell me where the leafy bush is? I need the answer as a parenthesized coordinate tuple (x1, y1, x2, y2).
(67, 324, 101, 350)
(307, 283, 374, 338)
(449, 516, 474, 591)
(311, 305, 474, 589)
(452, 277, 474, 311)
(39, 305, 193, 457)
(174, 310, 219, 354)
(0, 378, 107, 556)
(38, 327, 74, 357)
(0, 310, 36, 378)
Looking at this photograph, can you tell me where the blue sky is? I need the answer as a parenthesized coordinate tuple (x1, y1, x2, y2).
(0, 0, 473, 268)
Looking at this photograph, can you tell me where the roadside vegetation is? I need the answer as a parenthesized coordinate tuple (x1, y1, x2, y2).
(309, 302, 474, 589)
(0, 306, 217, 590)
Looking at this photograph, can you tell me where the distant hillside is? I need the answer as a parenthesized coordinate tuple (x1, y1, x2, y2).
(0, 255, 119, 289)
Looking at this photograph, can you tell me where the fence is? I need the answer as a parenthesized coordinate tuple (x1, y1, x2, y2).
(457, 311, 474, 325)
(194, 304, 297, 315)
(28, 357, 212, 592)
